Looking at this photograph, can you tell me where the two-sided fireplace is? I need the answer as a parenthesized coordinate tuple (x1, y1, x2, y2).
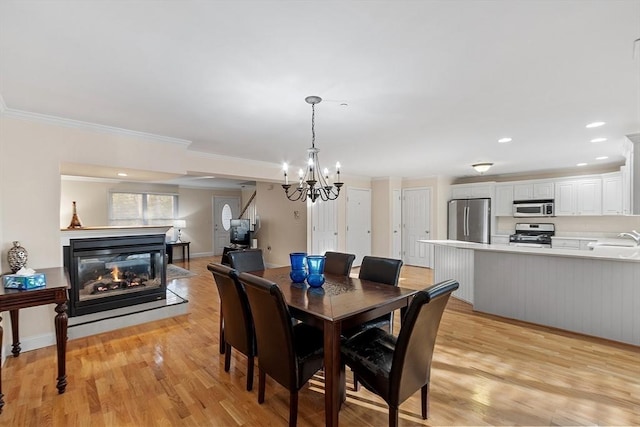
(63, 234, 167, 317)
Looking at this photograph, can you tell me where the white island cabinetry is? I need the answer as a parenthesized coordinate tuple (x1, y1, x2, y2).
(425, 240, 640, 346)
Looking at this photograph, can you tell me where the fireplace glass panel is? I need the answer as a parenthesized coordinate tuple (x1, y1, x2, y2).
(77, 252, 163, 302)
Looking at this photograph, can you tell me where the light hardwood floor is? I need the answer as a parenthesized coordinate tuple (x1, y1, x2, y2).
(1, 257, 638, 426)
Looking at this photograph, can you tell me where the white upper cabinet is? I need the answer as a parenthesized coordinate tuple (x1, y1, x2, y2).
(554, 177, 602, 216)
(602, 172, 623, 215)
(494, 184, 514, 216)
(450, 183, 495, 199)
(513, 183, 533, 200)
(513, 180, 554, 200)
(533, 181, 555, 199)
(555, 180, 577, 215)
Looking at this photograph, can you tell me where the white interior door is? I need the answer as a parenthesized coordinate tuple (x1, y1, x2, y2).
(213, 196, 240, 255)
(402, 188, 432, 267)
(346, 188, 371, 267)
(392, 189, 402, 259)
(311, 198, 338, 255)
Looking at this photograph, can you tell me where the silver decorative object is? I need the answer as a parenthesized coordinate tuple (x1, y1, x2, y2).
(8, 241, 28, 273)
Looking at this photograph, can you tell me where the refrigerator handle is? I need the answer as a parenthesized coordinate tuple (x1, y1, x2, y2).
(464, 206, 469, 236)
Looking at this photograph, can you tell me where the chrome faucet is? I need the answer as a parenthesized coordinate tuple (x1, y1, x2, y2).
(618, 230, 640, 245)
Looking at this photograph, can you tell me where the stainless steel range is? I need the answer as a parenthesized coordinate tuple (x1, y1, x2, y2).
(509, 223, 555, 248)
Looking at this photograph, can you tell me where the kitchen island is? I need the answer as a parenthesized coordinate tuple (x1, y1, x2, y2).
(420, 240, 640, 346)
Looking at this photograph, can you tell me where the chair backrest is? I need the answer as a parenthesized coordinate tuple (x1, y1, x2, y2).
(358, 256, 403, 286)
(237, 272, 298, 391)
(207, 263, 255, 355)
(324, 251, 356, 276)
(389, 279, 459, 405)
(228, 249, 265, 273)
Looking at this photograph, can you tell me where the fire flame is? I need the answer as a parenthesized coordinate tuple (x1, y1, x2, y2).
(112, 267, 120, 280)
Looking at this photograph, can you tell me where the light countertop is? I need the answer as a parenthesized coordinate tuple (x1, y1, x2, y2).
(418, 239, 640, 262)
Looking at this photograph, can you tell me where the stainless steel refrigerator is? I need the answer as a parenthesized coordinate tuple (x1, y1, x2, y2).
(447, 198, 491, 244)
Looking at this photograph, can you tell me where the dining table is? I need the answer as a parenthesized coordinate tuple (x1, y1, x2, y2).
(253, 266, 418, 427)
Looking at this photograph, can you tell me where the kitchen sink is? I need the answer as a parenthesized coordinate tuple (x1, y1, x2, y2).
(590, 245, 640, 258)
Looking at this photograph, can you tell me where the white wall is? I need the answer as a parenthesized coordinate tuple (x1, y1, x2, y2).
(0, 114, 297, 356)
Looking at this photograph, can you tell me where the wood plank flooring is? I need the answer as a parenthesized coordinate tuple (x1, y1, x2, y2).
(1, 257, 638, 426)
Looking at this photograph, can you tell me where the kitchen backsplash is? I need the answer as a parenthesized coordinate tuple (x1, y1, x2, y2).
(496, 216, 640, 238)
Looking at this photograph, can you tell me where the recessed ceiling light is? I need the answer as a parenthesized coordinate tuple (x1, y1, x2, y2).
(586, 121, 605, 128)
(117, 172, 128, 177)
(576, 163, 588, 167)
(590, 137, 607, 143)
(595, 156, 608, 160)
(498, 137, 512, 143)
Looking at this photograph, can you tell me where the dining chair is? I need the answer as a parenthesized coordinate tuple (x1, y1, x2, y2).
(346, 255, 403, 336)
(220, 249, 265, 353)
(207, 263, 256, 391)
(323, 251, 356, 276)
(228, 248, 265, 273)
(340, 279, 459, 427)
(237, 272, 325, 427)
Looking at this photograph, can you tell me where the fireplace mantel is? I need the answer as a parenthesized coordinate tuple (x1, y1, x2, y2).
(61, 226, 171, 246)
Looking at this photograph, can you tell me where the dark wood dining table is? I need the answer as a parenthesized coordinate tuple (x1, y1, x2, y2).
(254, 266, 418, 427)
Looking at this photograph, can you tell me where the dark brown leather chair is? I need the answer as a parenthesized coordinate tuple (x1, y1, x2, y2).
(340, 279, 459, 427)
(228, 249, 265, 273)
(237, 272, 324, 427)
(207, 263, 256, 391)
(324, 251, 356, 276)
(220, 249, 265, 354)
(346, 256, 403, 336)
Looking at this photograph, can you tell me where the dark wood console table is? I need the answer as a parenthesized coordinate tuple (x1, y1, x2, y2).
(166, 241, 190, 263)
(0, 267, 70, 413)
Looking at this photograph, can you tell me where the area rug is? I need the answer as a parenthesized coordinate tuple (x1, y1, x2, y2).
(166, 264, 198, 280)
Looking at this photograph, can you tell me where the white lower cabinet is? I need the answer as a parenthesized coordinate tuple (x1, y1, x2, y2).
(491, 235, 510, 245)
(551, 238, 597, 250)
(551, 238, 580, 249)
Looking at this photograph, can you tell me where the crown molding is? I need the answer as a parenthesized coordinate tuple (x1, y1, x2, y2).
(187, 150, 281, 169)
(1, 104, 191, 147)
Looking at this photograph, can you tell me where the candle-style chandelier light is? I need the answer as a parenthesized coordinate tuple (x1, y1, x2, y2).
(282, 96, 343, 203)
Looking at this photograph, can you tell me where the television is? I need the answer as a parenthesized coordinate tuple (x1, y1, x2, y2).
(229, 219, 251, 247)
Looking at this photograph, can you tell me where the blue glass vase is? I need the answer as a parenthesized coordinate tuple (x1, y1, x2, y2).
(306, 255, 326, 287)
(289, 252, 307, 283)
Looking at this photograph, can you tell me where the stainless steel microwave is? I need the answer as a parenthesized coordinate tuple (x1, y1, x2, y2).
(512, 199, 555, 217)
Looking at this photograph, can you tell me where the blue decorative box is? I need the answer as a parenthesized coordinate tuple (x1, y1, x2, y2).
(3, 273, 47, 290)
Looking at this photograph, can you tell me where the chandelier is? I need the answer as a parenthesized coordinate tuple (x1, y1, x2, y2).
(282, 96, 343, 203)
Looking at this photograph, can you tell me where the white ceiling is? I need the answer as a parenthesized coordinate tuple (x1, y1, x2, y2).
(1, 1, 639, 185)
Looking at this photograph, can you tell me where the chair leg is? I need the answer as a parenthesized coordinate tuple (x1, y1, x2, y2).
(389, 405, 399, 427)
(353, 371, 360, 391)
(219, 310, 225, 354)
(258, 369, 266, 404)
(421, 383, 429, 419)
(224, 344, 231, 372)
(289, 390, 298, 427)
(246, 355, 254, 391)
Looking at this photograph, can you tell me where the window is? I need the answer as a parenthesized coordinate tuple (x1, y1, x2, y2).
(109, 191, 178, 226)
(221, 203, 232, 231)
